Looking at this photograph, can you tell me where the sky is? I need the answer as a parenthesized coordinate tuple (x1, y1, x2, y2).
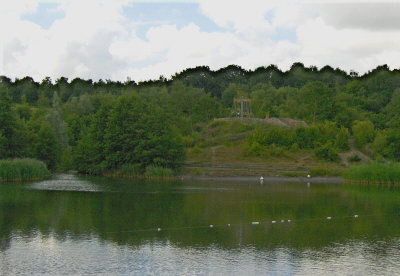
(1, 0, 400, 82)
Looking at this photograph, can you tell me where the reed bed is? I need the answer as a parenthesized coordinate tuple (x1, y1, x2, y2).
(102, 164, 177, 180)
(343, 162, 400, 184)
(0, 158, 51, 182)
(144, 166, 175, 179)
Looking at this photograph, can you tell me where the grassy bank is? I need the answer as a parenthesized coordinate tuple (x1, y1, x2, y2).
(343, 163, 400, 184)
(102, 165, 177, 180)
(185, 120, 347, 177)
(0, 158, 51, 182)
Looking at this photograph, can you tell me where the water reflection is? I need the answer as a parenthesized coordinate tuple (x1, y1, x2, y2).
(1, 175, 400, 274)
(29, 173, 101, 192)
(1, 234, 400, 275)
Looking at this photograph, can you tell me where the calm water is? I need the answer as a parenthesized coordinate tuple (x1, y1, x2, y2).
(1, 174, 400, 275)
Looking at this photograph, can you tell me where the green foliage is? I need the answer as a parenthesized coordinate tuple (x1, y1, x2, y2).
(348, 154, 361, 162)
(384, 88, 400, 128)
(314, 143, 340, 162)
(112, 163, 143, 177)
(0, 158, 51, 181)
(294, 126, 318, 149)
(352, 120, 375, 148)
(73, 94, 185, 175)
(344, 162, 400, 184)
(335, 127, 350, 151)
(372, 128, 400, 161)
(247, 127, 293, 148)
(2, 63, 400, 172)
(144, 166, 175, 178)
(246, 123, 347, 158)
(296, 82, 336, 123)
(58, 146, 74, 171)
(0, 88, 18, 158)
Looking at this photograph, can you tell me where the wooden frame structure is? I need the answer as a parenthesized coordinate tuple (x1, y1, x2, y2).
(233, 97, 252, 118)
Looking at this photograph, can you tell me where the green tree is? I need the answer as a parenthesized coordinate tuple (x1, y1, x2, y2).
(384, 88, 400, 128)
(297, 82, 336, 123)
(0, 88, 18, 158)
(352, 120, 375, 148)
(372, 129, 400, 161)
(104, 94, 184, 171)
(73, 104, 111, 174)
(33, 121, 60, 170)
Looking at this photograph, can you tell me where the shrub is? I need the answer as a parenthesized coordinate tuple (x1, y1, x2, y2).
(335, 128, 350, 151)
(245, 141, 265, 156)
(265, 144, 287, 157)
(0, 158, 51, 182)
(353, 120, 375, 148)
(314, 144, 340, 162)
(348, 154, 361, 162)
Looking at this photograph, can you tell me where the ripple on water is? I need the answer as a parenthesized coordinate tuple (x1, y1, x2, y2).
(28, 174, 101, 192)
(3, 236, 400, 275)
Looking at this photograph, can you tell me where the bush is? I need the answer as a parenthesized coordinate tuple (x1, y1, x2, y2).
(265, 144, 287, 157)
(294, 126, 318, 149)
(353, 120, 375, 148)
(314, 144, 340, 162)
(348, 154, 361, 162)
(0, 158, 51, 182)
(335, 128, 350, 151)
(245, 141, 265, 156)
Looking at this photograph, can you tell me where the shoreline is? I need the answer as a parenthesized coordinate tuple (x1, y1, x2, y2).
(180, 175, 343, 184)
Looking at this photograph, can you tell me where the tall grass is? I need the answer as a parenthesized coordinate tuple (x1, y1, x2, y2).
(103, 164, 176, 179)
(0, 158, 51, 182)
(144, 166, 175, 179)
(343, 162, 400, 184)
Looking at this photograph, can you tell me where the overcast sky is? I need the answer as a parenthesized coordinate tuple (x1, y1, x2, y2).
(1, 0, 400, 82)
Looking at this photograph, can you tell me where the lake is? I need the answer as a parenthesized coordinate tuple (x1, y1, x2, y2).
(1, 174, 400, 275)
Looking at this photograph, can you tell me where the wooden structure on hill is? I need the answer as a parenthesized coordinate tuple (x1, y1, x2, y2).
(233, 97, 252, 118)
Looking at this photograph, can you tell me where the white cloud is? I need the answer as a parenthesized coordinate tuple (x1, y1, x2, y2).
(1, 0, 400, 82)
(2, 0, 129, 80)
(296, 17, 400, 71)
(109, 23, 287, 80)
(198, 0, 277, 40)
(317, 3, 400, 30)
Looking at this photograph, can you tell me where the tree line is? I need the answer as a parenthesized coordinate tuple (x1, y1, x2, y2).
(0, 63, 400, 173)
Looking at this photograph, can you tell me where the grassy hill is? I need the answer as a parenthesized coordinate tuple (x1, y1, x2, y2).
(184, 119, 364, 177)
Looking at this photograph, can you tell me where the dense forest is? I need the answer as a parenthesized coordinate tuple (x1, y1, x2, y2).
(0, 63, 399, 175)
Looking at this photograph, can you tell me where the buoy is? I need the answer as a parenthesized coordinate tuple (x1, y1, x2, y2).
(157, 228, 161, 232)
(227, 224, 231, 227)
(287, 219, 291, 223)
(251, 221, 260, 225)
(272, 220, 276, 224)
(260, 176, 264, 180)
(307, 174, 311, 178)
(354, 215, 359, 218)
(209, 224, 214, 228)
(327, 217, 332, 220)
(281, 220, 285, 223)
